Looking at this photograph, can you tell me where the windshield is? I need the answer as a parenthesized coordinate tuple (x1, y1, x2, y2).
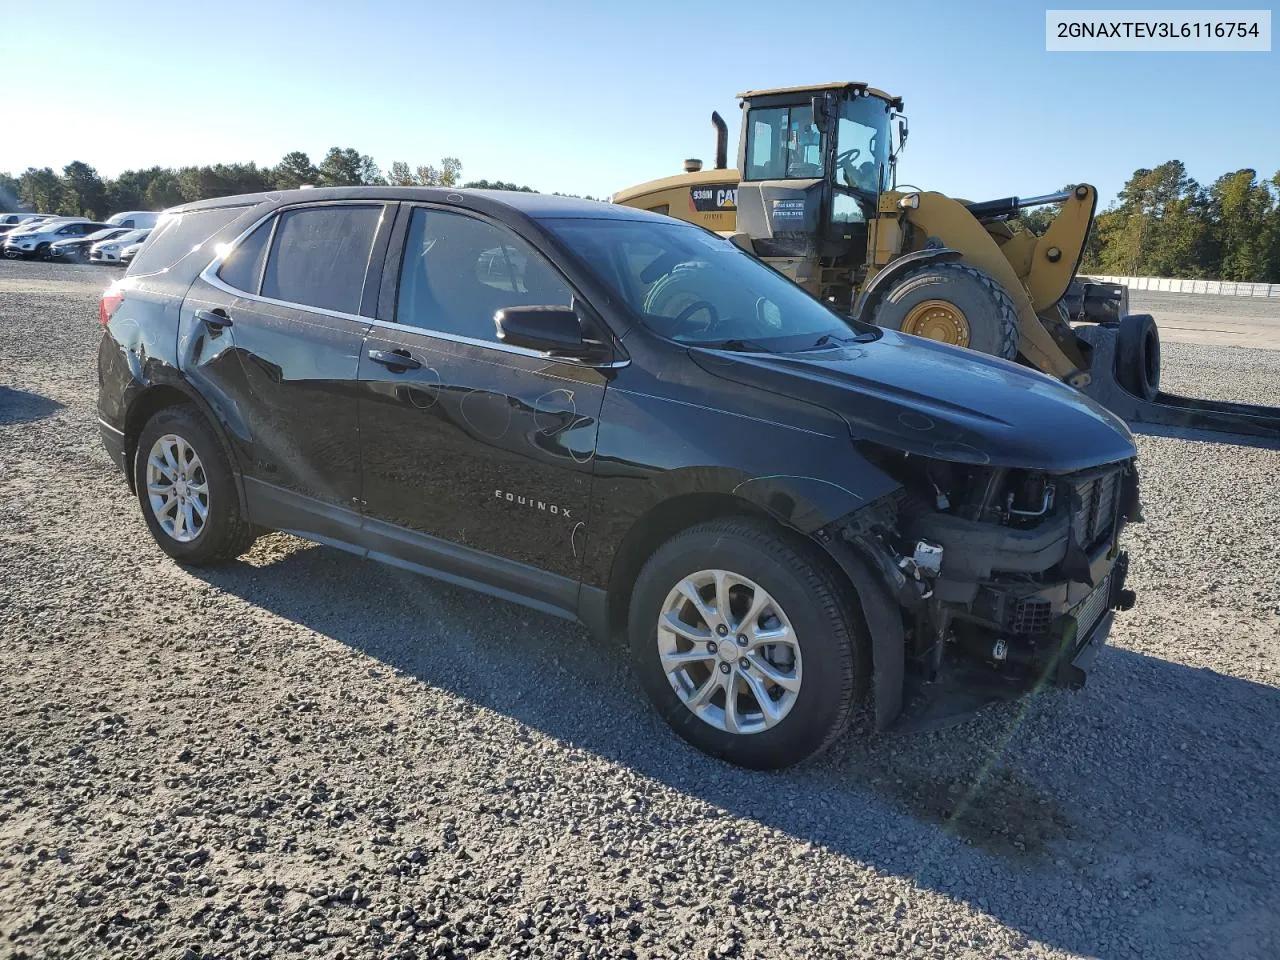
(835, 95, 892, 195)
(547, 217, 870, 352)
(84, 228, 125, 242)
(744, 103, 824, 180)
(109, 229, 149, 244)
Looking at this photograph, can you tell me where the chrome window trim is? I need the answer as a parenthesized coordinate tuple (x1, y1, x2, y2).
(200, 199, 629, 371)
(363, 316, 629, 369)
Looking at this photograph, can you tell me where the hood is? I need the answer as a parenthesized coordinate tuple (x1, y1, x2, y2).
(690, 330, 1136, 473)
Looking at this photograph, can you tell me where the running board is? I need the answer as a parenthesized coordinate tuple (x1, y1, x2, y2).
(1076, 323, 1280, 444)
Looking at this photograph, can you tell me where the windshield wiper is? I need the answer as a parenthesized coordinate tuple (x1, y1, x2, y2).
(807, 331, 878, 349)
(691, 338, 773, 353)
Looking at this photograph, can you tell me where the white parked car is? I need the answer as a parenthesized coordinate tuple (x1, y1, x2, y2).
(0, 214, 63, 237)
(90, 228, 151, 264)
(3, 218, 112, 259)
(106, 211, 160, 230)
(0, 213, 47, 228)
(119, 239, 147, 264)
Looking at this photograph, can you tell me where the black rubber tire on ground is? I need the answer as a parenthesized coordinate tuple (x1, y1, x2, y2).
(35, 243, 50, 261)
(1115, 313, 1161, 401)
(628, 518, 868, 769)
(874, 261, 1021, 360)
(133, 404, 257, 565)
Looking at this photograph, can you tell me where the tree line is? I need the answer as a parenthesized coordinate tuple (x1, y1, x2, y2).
(1014, 160, 1280, 282)
(5, 150, 1277, 283)
(0, 147, 598, 220)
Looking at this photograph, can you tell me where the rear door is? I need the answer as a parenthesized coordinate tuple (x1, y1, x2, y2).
(180, 201, 394, 539)
(355, 204, 611, 612)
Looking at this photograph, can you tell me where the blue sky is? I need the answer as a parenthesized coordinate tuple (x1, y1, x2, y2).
(4, 1, 1276, 207)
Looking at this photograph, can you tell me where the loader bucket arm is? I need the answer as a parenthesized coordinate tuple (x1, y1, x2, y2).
(1027, 184, 1097, 313)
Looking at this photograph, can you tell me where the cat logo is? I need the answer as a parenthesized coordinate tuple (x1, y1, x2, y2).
(689, 186, 737, 213)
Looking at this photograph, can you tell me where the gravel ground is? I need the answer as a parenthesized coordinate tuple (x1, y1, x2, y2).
(2, 260, 1278, 960)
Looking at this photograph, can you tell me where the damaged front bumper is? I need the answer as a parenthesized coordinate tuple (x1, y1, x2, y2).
(825, 461, 1140, 728)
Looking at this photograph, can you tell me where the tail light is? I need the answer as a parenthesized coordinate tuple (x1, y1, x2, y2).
(99, 288, 124, 326)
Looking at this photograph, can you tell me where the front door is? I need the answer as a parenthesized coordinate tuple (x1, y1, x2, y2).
(356, 205, 609, 613)
(180, 201, 391, 534)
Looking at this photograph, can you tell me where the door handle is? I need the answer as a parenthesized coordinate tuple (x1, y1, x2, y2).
(368, 349, 421, 371)
(195, 308, 232, 330)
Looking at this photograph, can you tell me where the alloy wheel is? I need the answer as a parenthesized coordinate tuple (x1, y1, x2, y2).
(657, 569, 802, 735)
(145, 434, 210, 543)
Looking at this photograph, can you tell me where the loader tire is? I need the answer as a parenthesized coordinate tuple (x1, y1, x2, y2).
(1115, 313, 1161, 401)
(875, 262, 1020, 361)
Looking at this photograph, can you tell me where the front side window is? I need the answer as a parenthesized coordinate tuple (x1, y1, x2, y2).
(260, 204, 383, 315)
(394, 208, 572, 342)
(745, 104, 824, 180)
(547, 217, 865, 352)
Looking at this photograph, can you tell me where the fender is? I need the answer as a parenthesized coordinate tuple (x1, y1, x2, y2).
(820, 537, 906, 730)
(124, 372, 251, 521)
(850, 246, 962, 323)
(731, 473, 869, 534)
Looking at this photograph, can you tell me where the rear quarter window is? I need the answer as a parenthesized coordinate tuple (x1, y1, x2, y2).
(217, 218, 273, 294)
(127, 205, 257, 277)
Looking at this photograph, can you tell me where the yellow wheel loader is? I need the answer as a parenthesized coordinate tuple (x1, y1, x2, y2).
(614, 82, 1280, 442)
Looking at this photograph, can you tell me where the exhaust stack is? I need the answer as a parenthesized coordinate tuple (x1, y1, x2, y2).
(711, 111, 728, 169)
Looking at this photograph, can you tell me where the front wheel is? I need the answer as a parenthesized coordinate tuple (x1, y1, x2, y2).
(629, 518, 867, 769)
(133, 404, 256, 565)
(875, 261, 1021, 360)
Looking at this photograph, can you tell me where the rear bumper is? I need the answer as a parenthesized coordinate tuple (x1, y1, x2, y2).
(99, 417, 129, 478)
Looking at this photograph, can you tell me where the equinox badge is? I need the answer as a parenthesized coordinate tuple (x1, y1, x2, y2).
(494, 489, 572, 519)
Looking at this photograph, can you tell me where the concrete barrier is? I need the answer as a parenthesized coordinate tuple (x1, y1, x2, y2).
(1089, 274, 1280, 298)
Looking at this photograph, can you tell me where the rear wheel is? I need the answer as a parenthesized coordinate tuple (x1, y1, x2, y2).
(875, 261, 1020, 360)
(1115, 313, 1161, 401)
(629, 518, 867, 769)
(35, 242, 51, 261)
(133, 404, 256, 564)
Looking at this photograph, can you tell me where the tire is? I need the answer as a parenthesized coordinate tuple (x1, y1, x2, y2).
(875, 261, 1020, 360)
(133, 404, 256, 565)
(628, 518, 867, 769)
(1115, 313, 1161, 401)
(35, 243, 50, 261)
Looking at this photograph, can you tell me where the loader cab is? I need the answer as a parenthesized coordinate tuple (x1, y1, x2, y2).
(735, 84, 900, 283)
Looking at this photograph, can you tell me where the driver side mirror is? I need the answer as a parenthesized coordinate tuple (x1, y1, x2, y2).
(495, 305, 613, 364)
(894, 116, 909, 155)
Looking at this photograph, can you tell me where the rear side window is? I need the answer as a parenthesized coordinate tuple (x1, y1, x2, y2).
(261, 205, 382, 315)
(128, 205, 253, 277)
(217, 219, 272, 293)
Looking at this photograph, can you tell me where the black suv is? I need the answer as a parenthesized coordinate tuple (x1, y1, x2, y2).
(98, 188, 1140, 768)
